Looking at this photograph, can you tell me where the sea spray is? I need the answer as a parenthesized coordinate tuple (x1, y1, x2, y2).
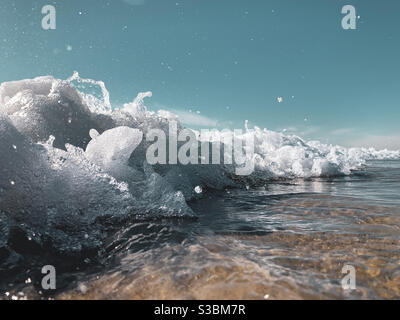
(1, 73, 399, 262)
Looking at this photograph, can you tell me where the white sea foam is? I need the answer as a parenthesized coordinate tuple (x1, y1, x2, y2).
(0, 73, 399, 254)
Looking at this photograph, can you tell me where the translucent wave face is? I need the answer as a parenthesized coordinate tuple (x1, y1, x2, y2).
(0, 73, 399, 259)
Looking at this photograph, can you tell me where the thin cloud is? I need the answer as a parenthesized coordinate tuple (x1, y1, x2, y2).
(330, 128, 356, 136)
(168, 109, 219, 127)
(347, 135, 400, 150)
(122, 0, 146, 6)
(299, 126, 320, 136)
(280, 127, 298, 133)
(151, 102, 222, 128)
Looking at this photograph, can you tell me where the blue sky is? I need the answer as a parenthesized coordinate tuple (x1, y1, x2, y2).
(0, 0, 399, 149)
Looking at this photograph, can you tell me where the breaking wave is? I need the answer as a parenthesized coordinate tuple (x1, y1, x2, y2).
(1, 73, 399, 262)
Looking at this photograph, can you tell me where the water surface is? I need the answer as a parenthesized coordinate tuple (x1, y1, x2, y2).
(49, 160, 400, 299)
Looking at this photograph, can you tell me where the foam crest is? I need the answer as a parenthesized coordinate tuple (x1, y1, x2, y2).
(1, 73, 399, 258)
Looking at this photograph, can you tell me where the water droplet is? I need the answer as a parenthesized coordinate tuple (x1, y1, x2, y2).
(78, 283, 88, 294)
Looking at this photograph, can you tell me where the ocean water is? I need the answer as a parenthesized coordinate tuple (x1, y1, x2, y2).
(0, 75, 399, 299)
(59, 160, 400, 300)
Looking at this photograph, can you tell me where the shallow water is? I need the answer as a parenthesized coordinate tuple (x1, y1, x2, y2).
(3, 160, 399, 300)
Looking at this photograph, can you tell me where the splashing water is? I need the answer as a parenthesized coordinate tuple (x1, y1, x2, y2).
(0, 73, 399, 299)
